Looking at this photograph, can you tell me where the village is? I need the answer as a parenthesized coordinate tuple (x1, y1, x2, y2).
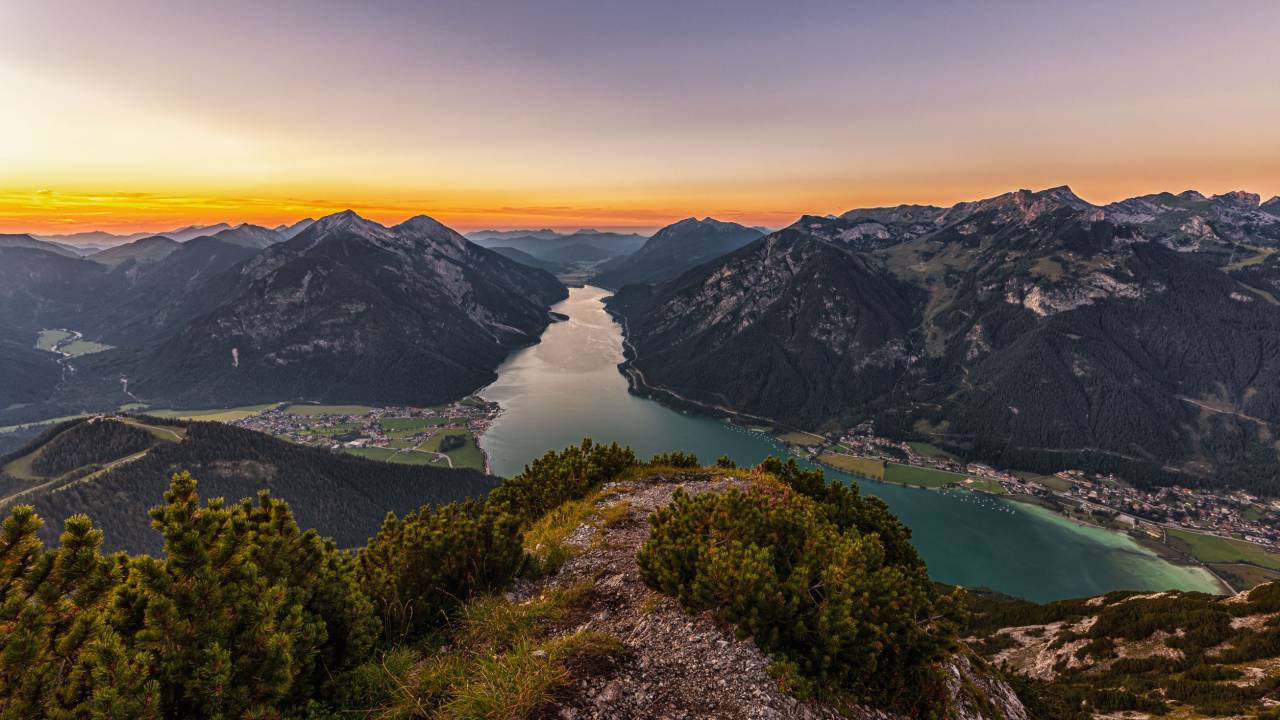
(788, 424, 1280, 587)
(230, 397, 501, 472)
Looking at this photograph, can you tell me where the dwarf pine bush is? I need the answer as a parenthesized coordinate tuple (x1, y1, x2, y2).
(637, 461, 963, 713)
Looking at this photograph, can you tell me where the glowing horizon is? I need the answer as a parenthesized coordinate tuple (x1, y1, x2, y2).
(3, 1, 1279, 236)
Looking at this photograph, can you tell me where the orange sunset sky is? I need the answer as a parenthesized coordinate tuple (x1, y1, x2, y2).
(2, 1, 1279, 235)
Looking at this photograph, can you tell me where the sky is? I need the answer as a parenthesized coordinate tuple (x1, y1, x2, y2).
(2, 0, 1279, 235)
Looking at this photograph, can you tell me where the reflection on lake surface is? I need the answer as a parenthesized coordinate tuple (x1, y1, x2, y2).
(480, 286, 1222, 602)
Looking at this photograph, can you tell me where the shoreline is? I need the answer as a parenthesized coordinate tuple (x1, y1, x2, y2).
(606, 294, 1242, 597)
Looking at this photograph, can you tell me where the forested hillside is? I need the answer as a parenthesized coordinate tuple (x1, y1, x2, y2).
(0, 417, 499, 553)
(0, 337, 61, 407)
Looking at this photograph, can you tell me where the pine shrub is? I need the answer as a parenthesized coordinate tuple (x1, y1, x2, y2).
(637, 461, 962, 713)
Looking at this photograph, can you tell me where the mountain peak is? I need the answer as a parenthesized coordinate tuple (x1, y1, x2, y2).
(1212, 190, 1261, 207)
(944, 185, 1093, 225)
(1035, 185, 1089, 206)
(316, 209, 366, 224)
(286, 210, 391, 252)
(311, 210, 389, 236)
(394, 214, 468, 249)
(1262, 196, 1280, 216)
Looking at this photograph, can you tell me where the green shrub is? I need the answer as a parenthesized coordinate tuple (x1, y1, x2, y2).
(0, 472, 378, 719)
(636, 463, 961, 713)
(488, 439, 637, 523)
(759, 457, 924, 569)
(358, 500, 523, 643)
(648, 451, 699, 468)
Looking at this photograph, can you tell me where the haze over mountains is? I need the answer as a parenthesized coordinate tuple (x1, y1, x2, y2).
(592, 217, 765, 289)
(467, 227, 648, 262)
(608, 187, 1280, 492)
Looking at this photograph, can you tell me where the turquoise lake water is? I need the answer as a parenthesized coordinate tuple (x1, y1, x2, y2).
(479, 286, 1222, 602)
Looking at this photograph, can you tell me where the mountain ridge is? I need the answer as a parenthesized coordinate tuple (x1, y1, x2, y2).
(608, 186, 1280, 492)
(592, 216, 765, 289)
(0, 210, 568, 421)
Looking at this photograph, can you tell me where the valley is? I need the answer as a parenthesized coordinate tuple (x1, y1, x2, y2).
(10, 6, 1280, 717)
(7, 195, 1280, 600)
(34, 328, 113, 357)
(478, 285, 1224, 601)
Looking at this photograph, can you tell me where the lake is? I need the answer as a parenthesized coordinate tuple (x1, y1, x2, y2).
(479, 286, 1222, 602)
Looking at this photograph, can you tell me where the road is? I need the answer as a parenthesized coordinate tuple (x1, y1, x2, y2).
(0, 447, 152, 509)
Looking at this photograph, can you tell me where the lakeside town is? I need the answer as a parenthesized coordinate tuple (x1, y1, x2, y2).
(228, 397, 501, 472)
(785, 425, 1280, 591)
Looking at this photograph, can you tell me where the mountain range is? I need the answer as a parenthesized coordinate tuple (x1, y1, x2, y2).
(467, 228, 649, 262)
(26, 218, 318, 252)
(608, 187, 1280, 492)
(592, 217, 765, 289)
(0, 211, 566, 423)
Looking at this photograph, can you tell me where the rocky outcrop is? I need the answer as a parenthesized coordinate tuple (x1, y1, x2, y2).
(513, 473, 1028, 720)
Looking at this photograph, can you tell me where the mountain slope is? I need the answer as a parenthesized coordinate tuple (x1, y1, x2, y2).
(609, 187, 1280, 491)
(0, 416, 499, 554)
(1104, 190, 1280, 256)
(87, 234, 181, 268)
(473, 229, 648, 260)
(608, 227, 924, 424)
(540, 242, 615, 263)
(467, 228, 562, 243)
(488, 245, 570, 275)
(965, 582, 1280, 719)
(87, 236, 264, 344)
(593, 217, 764, 289)
(0, 337, 61, 407)
(0, 247, 108, 332)
(207, 222, 285, 248)
(126, 211, 567, 407)
(162, 222, 232, 242)
(0, 233, 82, 258)
(273, 217, 315, 239)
